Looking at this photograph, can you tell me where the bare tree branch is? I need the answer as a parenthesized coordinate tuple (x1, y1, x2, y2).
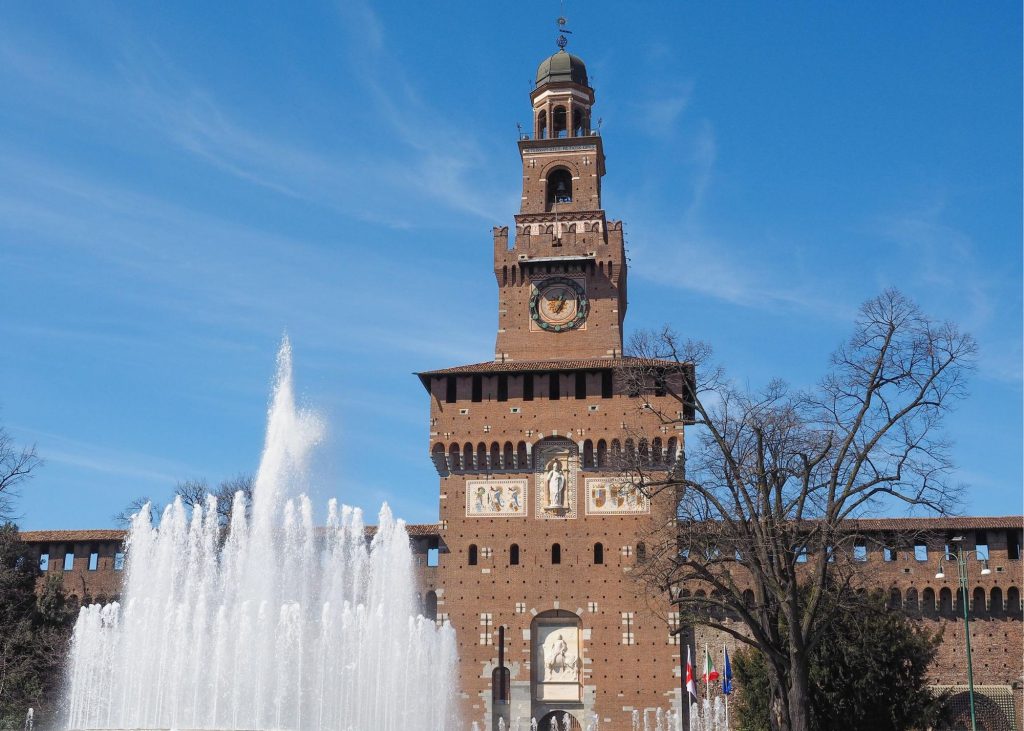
(0, 427, 42, 522)
(619, 289, 976, 731)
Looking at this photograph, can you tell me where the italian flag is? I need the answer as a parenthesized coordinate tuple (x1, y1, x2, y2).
(685, 646, 698, 702)
(702, 644, 719, 683)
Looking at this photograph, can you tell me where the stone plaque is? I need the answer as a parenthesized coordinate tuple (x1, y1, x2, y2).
(466, 479, 528, 517)
(534, 622, 582, 702)
(584, 478, 650, 515)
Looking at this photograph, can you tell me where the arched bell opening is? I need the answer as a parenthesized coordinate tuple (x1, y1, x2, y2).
(552, 105, 567, 138)
(546, 168, 573, 211)
(537, 109, 548, 139)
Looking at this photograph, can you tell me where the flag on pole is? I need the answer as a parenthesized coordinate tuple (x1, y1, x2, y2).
(685, 646, 698, 703)
(702, 644, 719, 683)
(722, 645, 733, 694)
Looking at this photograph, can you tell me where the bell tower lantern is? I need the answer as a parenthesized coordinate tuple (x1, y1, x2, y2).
(492, 40, 624, 362)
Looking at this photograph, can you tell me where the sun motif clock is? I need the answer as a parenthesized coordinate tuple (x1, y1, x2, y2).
(530, 277, 588, 332)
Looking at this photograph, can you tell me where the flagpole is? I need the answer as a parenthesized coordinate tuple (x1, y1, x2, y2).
(704, 643, 710, 706)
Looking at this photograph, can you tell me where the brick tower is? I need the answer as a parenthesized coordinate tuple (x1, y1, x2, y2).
(417, 43, 685, 731)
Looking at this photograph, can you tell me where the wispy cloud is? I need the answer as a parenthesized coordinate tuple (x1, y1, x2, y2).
(11, 426, 188, 485)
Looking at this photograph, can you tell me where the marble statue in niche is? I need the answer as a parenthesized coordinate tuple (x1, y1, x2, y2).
(534, 439, 577, 519)
(545, 459, 567, 509)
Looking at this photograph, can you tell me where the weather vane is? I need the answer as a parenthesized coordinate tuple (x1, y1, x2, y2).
(556, 4, 572, 50)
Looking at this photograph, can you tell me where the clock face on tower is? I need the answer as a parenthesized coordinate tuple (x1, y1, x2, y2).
(530, 276, 589, 332)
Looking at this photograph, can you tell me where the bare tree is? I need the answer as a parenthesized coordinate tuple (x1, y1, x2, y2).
(112, 496, 160, 527)
(0, 426, 41, 522)
(617, 290, 976, 731)
(115, 474, 254, 528)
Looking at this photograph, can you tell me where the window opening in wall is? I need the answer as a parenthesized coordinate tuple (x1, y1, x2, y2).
(523, 374, 534, 401)
(594, 542, 604, 565)
(548, 373, 560, 400)
(601, 370, 613, 398)
(424, 590, 438, 621)
(445, 376, 457, 404)
(914, 543, 928, 562)
(113, 552, 125, 571)
(63, 551, 74, 571)
(509, 544, 520, 565)
(88, 547, 99, 571)
(654, 372, 667, 397)
(471, 375, 483, 403)
(853, 543, 867, 562)
(575, 372, 587, 399)
(551, 543, 561, 565)
(975, 531, 989, 560)
(497, 374, 508, 402)
(796, 547, 808, 563)
(427, 537, 440, 567)
(883, 546, 896, 562)
(468, 544, 478, 566)
(1008, 530, 1021, 560)
(39, 552, 49, 571)
(636, 542, 646, 563)
(492, 665, 510, 704)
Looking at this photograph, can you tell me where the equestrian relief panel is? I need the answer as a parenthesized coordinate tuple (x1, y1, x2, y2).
(534, 624, 582, 702)
(466, 479, 528, 517)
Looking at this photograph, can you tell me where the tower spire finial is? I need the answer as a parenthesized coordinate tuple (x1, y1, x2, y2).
(556, 5, 572, 50)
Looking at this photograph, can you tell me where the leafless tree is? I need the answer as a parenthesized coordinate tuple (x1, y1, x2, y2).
(114, 473, 254, 528)
(0, 426, 41, 522)
(617, 290, 976, 731)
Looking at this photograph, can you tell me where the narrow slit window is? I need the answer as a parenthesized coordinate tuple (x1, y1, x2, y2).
(575, 372, 587, 399)
(523, 374, 534, 402)
(601, 370, 614, 398)
(468, 544, 478, 566)
(551, 543, 561, 565)
(63, 551, 75, 571)
(445, 376, 457, 404)
(471, 375, 483, 403)
(497, 375, 508, 402)
(594, 542, 604, 565)
(548, 373, 560, 400)
(39, 552, 49, 571)
(113, 552, 125, 571)
(509, 544, 520, 566)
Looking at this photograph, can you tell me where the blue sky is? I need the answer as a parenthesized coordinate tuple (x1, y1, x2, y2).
(2, 2, 1020, 530)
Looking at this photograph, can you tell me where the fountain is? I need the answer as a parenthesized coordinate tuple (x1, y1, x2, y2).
(64, 340, 458, 731)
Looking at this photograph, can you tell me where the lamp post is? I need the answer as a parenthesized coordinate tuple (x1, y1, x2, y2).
(935, 535, 991, 731)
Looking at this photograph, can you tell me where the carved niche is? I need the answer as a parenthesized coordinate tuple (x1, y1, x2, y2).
(533, 438, 578, 520)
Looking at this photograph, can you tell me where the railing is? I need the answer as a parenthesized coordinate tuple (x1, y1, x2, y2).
(518, 129, 600, 141)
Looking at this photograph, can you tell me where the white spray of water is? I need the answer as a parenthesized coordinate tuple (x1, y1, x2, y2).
(65, 339, 458, 731)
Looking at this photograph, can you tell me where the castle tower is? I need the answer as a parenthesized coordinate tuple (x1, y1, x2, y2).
(417, 39, 685, 731)
(494, 49, 626, 362)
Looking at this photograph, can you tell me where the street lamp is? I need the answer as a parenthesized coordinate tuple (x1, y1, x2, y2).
(934, 535, 991, 731)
